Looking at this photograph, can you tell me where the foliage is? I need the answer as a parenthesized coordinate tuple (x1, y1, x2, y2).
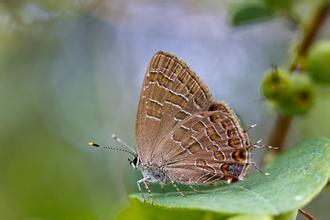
(231, 3, 274, 26)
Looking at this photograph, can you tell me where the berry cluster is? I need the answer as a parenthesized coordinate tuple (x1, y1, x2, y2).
(262, 40, 330, 116)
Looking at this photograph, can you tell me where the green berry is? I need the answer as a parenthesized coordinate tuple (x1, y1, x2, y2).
(261, 68, 290, 101)
(306, 40, 330, 84)
(279, 74, 316, 116)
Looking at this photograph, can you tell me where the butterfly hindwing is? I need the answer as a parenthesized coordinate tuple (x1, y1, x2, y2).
(154, 110, 251, 184)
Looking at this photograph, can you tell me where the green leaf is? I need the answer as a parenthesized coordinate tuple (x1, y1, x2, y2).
(117, 200, 273, 220)
(274, 210, 298, 220)
(123, 138, 330, 217)
(231, 4, 275, 26)
(227, 214, 272, 220)
(117, 200, 229, 220)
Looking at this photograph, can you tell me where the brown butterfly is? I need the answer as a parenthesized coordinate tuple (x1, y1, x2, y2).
(90, 51, 271, 200)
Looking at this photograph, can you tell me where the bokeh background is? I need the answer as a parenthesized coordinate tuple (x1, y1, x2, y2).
(0, 0, 329, 219)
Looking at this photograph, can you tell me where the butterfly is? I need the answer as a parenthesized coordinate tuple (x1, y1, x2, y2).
(89, 51, 270, 200)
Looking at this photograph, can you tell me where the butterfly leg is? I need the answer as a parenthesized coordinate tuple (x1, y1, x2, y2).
(160, 184, 165, 194)
(142, 180, 153, 203)
(169, 178, 185, 197)
(251, 139, 279, 150)
(137, 179, 146, 202)
(249, 162, 270, 176)
(188, 185, 200, 193)
(243, 123, 257, 133)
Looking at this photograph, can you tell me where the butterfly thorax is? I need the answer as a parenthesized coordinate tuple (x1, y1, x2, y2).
(130, 155, 167, 183)
(139, 164, 168, 184)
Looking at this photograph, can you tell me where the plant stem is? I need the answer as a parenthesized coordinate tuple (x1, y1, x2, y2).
(290, 4, 330, 72)
(268, 4, 329, 151)
(268, 115, 292, 152)
(298, 209, 316, 220)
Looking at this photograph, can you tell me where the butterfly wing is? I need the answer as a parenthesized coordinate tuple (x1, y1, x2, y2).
(156, 108, 251, 184)
(136, 51, 213, 164)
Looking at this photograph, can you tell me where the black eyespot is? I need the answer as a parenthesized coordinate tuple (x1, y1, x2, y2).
(228, 164, 244, 177)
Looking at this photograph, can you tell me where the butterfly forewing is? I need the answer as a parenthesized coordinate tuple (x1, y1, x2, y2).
(136, 51, 213, 164)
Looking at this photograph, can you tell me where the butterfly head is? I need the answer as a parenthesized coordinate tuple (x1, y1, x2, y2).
(129, 155, 140, 169)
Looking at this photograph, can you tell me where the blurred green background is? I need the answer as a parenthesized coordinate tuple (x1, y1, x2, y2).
(0, 0, 329, 219)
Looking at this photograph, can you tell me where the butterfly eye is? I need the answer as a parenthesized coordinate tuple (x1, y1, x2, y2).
(132, 156, 139, 167)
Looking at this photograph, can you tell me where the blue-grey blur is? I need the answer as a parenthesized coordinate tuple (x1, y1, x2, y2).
(0, 0, 329, 219)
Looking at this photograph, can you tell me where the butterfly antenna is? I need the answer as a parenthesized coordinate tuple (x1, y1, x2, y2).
(88, 141, 135, 156)
(111, 134, 137, 154)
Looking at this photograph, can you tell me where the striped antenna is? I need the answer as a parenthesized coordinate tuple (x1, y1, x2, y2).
(111, 134, 137, 154)
(88, 141, 136, 156)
